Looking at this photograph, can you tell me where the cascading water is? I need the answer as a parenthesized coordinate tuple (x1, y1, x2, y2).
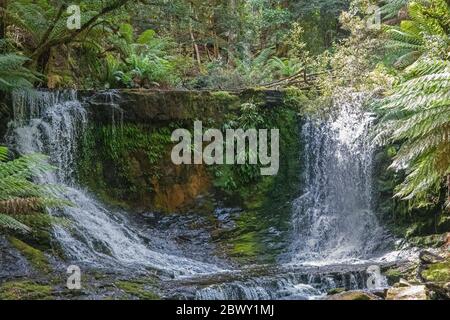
(6, 89, 410, 300)
(8, 90, 221, 276)
(289, 92, 395, 264)
(174, 92, 403, 300)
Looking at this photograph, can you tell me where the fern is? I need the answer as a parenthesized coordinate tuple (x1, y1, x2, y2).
(374, 58, 450, 208)
(0, 146, 69, 233)
(0, 54, 39, 90)
(384, 0, 450, 69)
(380, 0, 410, 20)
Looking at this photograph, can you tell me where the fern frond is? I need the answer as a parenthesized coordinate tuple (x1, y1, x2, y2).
(0, 214, 31, 233)
(0, 146, 70, 232)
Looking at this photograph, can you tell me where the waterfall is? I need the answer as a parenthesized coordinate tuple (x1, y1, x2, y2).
(6, 89, 413, 300)
(8, 90, 221, 276)
(289, 92, 394, 264)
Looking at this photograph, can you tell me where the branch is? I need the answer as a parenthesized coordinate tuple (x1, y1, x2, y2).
(31, 0, 130, 59)
(36, 4, 66, 50)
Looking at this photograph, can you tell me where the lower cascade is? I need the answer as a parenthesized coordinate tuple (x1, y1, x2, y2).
(169, 92, 409, 300)
(6, 89, 411, 300)
(9, 90, 222, 276)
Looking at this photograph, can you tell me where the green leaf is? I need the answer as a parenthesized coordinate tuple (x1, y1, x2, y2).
(138, 29, 156, 45)
(119, 23, 134, 43)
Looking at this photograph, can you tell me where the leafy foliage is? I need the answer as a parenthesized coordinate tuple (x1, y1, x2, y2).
(0, 54, 38, 90)
(105, 25, 185, 88)
(374, 58, 450, 208)
(380, 0, 410, 20)
(384, 0, 450, 69)
(375, 0, 450, 209)
(0, 146, 68, 233)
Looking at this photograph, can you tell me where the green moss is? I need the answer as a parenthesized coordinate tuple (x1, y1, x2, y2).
(283, 87, 309, 111)
(211, 91, 239, 104)
(327, 288, 346, 295)
(408, 234, 447, 248)
(115, 280, 160, 300)
(230, 230, 262, 258)
(0, 281, 53, 300)
(77, 124, 174, 209)
(384, 269, 403, 284)
(8, 237, 51, 273)
(211, 106, 301, 263)
(422, 260, 450, 283)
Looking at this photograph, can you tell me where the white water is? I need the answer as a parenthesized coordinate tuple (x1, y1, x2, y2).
(194, 271, 365, 300)
(179, 92, 411, 300)
(289, 92, 409, 265)
(7, 89, 413, 299)
(9, 90, 221, 276)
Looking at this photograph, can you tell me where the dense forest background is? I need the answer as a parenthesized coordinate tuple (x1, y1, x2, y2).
(0, 0, 449, 234)
(0, 0, 349, 89)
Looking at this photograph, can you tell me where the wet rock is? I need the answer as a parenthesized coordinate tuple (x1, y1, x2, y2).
(394, 278, 414, 288)
(420, 254, 450, 299)
(419, 250, 445, 265)
(0, 236, 35, 279)
(370, 289, 389, 299)
(383, 262, 417, 285)
(325, 290, 381, 300)
(386, 285, 429, 300)
(327, 287, 346, 295)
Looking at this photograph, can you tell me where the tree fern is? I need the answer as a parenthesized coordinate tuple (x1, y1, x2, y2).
(384, 0, 450, 69)
(0, 146, 69, 233)
(374, 58, 450, 208)
(380, 0, 410, 20)
(376, 0, 450, 209)
(0, 54, 38, 90)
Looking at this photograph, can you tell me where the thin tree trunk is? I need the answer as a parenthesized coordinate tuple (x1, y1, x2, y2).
(190, 26, 201, 66)
(447, 174, 450, 206)
(0, 0, 7, 41)
(188, 2, 201, 67)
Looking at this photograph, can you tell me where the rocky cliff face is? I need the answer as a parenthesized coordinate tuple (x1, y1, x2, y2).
(75, 89, 297, 213)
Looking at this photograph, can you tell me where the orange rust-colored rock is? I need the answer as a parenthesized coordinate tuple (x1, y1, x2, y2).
(152, 165, 211, 212)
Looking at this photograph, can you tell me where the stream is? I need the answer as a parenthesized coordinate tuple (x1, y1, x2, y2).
(6, 89, 415, 300)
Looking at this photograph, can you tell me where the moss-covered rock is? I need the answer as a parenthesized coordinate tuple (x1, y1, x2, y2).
(115, 279, 160, 300)
(422, 259, 450, 283)
(8, 237, 51, 274)
(327, 287, 346, 295)
(325, 290, 381, 300)
(0, 280, 53, 300)
(384, 269, 403, 285)
(373, 144, 449, 240)
(409, 234, 447, 248)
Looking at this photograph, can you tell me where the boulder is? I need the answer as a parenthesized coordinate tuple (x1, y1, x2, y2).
(325, 290, 381, 300)
(420, 255, 450, 299)
(419, 250, 445, 265)
(0, 236, 35, 279)
(327, 287, 346, 295)
(386, 285, 429, 300)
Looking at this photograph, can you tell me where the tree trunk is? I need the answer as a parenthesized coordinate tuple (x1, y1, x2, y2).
(0, 0, 7, 41)
(447, 174, 450, 206)
(188, 2, 201, 67)
(190, 26, 201, 66)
